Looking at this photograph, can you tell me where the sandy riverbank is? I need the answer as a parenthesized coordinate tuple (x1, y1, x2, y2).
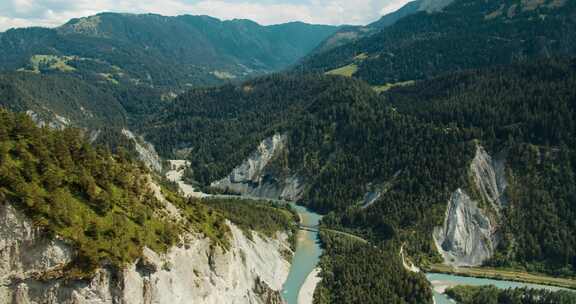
(297, 268, 321, 304)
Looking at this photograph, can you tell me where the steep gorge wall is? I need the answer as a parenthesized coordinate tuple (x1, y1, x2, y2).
(434, 145, 507, 266)
(0, 203, 291, 304)
(211, 134, 304, 201)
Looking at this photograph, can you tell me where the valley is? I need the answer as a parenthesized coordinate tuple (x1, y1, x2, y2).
(1, 0, 576, 303)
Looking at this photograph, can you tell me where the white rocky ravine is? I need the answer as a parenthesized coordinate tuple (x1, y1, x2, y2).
(433, 145, 507, 266)
(122, 129, 163, 173)
(26, 110, 70, 130)
(1, 202, 292, 304)
(166, 160, 207, 199)
(211, 134, 304, 201)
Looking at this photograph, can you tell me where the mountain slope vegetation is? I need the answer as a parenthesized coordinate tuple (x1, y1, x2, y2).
(0, 109, 296, 279)
(145, 57, 576, 277)
(301, 0, 576, 85)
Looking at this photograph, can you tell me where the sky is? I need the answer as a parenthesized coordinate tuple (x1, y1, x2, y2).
(0, 0, 413, 31)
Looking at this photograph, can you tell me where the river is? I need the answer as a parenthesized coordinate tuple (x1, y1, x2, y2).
(281, 203, 323, 304)
(427, 272, 570, 303)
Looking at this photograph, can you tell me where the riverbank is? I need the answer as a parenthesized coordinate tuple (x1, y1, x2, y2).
(298, 268, 321, 304)
(428, 264, 576, 290)
(281, 203, 323, 304)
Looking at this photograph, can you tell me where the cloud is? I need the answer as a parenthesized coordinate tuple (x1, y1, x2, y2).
(0, 0, 413, 31)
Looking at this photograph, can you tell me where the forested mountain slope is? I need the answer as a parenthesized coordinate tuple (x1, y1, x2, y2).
(0, 109, 297, 303)
(0, 13, 337, 91)
(0, 72, 128, 128)
(301, 0, 576, 85)
(145, 58, 576, 278)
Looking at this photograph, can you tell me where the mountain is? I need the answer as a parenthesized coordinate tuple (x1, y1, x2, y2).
(144, 57, 576, 280)
(309, 0, 454, 56)
(0, 13, 337, 91)
(301, 0, 576, 85)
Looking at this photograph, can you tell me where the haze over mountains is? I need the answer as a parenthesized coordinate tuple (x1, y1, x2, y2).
(1, 0, 576, 303)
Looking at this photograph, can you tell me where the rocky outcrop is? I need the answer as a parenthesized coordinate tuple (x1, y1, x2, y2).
(433, 189, 495, 266)
(360, 170, 402, 209)
(433, 145, 507, 266)
(25, 110, 70, 130)
(211, 134, 304, 201)
(0, 203, 291, 304)
(122, 129, 163, 172)
(470, 145, 507, 211)
(166, 160, 207, 199)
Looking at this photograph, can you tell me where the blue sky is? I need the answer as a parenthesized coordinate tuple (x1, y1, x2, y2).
(0, 0, 412, 31)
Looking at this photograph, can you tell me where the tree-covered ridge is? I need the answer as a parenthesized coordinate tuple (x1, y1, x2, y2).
(0, 72, 128, 128)
(445, 285, 576, 304)
(204, 198, 298, 245)
(0, 109, 230, 278)
(144, 74, 369, 184)
(0, 13, 337, 91)
(313, 232, 433, 304)
(300, 0, 576, 85)
(146, 58, 576, 276)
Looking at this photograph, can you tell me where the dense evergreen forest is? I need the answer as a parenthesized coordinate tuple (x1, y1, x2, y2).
(145, 58, 576, 278)
(300, 0, 576, 85)
(445, 285, 576, 304)
(313, 232, 433, 304)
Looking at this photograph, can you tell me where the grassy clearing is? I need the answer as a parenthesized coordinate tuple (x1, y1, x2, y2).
(372, 80, 416, 93)
(326, 64, 358, 77)
(428, 264, 576, 290)
(354, 53, 369, 60)
(25, 55, 77, 73)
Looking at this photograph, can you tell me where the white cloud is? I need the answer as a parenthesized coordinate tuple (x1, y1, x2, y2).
(0, 0, 413, 31)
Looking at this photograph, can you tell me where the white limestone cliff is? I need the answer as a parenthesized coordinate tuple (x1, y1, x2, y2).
(433, 145, 507, 266)
(122, 129, 163, 172)
(211, 134, 304, 201)
(0, 203, 291, 304)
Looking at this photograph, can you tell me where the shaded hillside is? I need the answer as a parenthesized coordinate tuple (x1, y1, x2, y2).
(0, 72, 128, 128)
(301, 0, 576, 85)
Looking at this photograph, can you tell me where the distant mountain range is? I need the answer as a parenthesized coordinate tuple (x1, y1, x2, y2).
(0, 13, 338, 90)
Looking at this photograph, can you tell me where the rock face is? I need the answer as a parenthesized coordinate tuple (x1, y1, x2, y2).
(25, 110, 70, 130)
(433, 145, 507, 266)
(470, 145, 507, 211)
(433, 189, 495, 266)
(212, 134, 304, 201)
(166, 160, 208, 199)
(0, 203, 291, 304)
(122, 129, 163, 172)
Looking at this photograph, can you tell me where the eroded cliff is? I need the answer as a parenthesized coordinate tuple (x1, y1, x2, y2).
(0, 202, 291, 304)
(211, 134, 304, 201)
(434, 145, 507, 266)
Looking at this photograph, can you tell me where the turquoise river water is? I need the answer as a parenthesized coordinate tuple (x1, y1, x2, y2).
(232, 196, 569, 304)
(427, 272, 570, 303)
(281, 203, 323, 304)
